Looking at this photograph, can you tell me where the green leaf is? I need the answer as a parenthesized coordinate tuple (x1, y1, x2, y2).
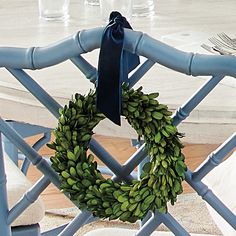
(154, 132, 162, 143)
(142, 162, 152, 173)
(67, 151, 76, 161)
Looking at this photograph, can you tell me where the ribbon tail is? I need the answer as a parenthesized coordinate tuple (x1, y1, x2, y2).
(96, 24, 123, 126)
(96, 11, 140, 126)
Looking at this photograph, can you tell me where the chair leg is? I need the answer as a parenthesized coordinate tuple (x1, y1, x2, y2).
(0, 133, 12, 236)
(12, 224, 41, 236)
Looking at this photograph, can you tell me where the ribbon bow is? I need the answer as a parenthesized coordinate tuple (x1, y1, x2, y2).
(96, 11, 140, 125)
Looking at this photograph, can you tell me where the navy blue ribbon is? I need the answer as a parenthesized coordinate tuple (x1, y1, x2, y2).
(96, 11, 140, 125)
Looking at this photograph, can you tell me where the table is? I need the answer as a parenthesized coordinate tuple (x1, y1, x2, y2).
(1, 0, 236, 143)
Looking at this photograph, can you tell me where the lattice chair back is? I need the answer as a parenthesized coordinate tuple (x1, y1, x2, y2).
(0, 27, 235, 235)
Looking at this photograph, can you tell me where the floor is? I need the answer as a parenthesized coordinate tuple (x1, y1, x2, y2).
(23, 134, 219, 210)
(1, 1, 236, 147)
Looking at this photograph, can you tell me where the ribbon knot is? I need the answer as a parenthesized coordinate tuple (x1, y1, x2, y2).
(96, 11, 140, 125)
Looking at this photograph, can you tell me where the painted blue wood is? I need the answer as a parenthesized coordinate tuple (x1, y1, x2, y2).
(32, 33, 84, 69)
(58, 211, 92, 236)
(173, 75, 224, 126)
(193, 132, 236, 181)
(0, 47, 35, 69)
(25, 132, 51, 160)
(122, 144, 147, 175)
(7, 176, 50, 225)
(136, 212, 162, 236)
(0, 33, 84, 69)
(185, 169, 236, 229)
(0, 118, 101, 235)
(0, 118, 60, 187)
(0, 133, 11, 236)
(89, 138, 133, 183)
(7, 69, 61, 119)
(139, 211, 154, 227)
(0, 28, 235, 79)
(6, 67, 129, 185)
(21, 132, 51, 175)
(158, 212, 190, 236)
(136, 210, 191, 236)
(70, 55, 97, 83)
(4, 121, 51, 138)
(71, 55, 155, 90)
(97, 165, 138, 178)
(129, 59, 155, 88)
(1, 27, 236, 235)
(12, 224, 40, 236)
(42, 223, 69, 236)
(190, 53, 236, 77)
(2, 121, 51, 172)
(78, 28, 193, 75)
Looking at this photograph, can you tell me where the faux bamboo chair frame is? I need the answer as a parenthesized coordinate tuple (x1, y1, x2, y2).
(0, 27, 236, 235)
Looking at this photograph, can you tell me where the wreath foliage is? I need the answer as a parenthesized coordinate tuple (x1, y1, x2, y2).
(48, 85, 187, 223)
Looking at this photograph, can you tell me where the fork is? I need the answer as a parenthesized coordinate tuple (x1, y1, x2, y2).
(201, 43, 220, 55)
(208, 37, 236, 51)
(217, 32, 236, 47)
(201, 43, 232, 55)
(208, 37, 236, 55)
(202, 33, 236, 55)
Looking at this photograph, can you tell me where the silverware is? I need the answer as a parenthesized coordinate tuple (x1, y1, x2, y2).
(201, 43, 234, 55)
(201, 43, 220, 55)
(209, 36, 236, 50)
(217, 32, 236, 46)
(201, 33, 236, 55)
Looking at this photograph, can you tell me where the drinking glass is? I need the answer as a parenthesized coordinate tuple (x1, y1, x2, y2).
(100, 0, 132, 23)
(38, 0, 70, 21)
(132, 0, 154, 17)
(84, 0, 100, 6)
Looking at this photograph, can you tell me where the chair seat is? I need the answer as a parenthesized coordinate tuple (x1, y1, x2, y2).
(4, 153, 45, 227)
(203, 151, 236, 236)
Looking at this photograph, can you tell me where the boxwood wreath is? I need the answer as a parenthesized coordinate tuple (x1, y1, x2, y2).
(48, 84, 187, 223)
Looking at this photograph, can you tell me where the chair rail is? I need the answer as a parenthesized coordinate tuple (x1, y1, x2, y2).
(1, 26, 236, 236)
(0, 27, 235, 80)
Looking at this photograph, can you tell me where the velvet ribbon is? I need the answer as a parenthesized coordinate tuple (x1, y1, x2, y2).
(96, 11, 140, 125)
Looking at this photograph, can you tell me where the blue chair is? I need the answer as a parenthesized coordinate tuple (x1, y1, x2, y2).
(2, 121, 51, 174)
(0, 142, 45, 235)
(0, 27, 236, 236)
